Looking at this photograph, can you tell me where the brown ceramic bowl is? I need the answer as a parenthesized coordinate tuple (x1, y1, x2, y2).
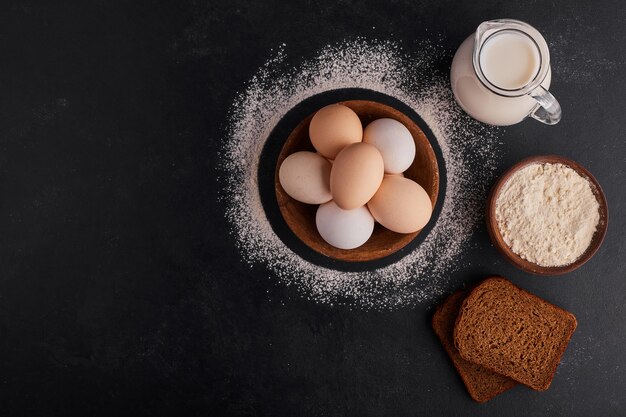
(486, 155, 608, 275)
(274, 100, 439, 262)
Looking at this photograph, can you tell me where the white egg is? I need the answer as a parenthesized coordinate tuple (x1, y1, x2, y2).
(315, 201, 374, 249)
(363, 118, 416, 174)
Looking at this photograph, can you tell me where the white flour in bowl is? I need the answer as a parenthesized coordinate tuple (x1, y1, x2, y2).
(495, 163, 600, 267)
(221, 39, 502, 309)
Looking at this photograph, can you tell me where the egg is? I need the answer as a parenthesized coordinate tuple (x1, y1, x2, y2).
(363, 118, 416, 174)
(278, 151, 332, 204)
(316, 152, 333, 165)
(367, 176, 432, 233)
(309, 104, 363, 159)
(316, 201, 374, 249)
(330, 142, 384, 210)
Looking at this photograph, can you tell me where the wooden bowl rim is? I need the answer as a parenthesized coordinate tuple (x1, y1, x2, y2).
(486, 155, 609, 276)
(275, 99, 440, 262)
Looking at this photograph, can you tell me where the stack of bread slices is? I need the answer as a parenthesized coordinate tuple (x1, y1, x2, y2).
(432, 277, 577, 403)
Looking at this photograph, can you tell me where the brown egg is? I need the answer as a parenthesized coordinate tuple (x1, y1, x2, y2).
(278, 151, 332, 204)
(309, 104, 363, 159)
(316, 151, 333, 165)
(330, 142, 384, 210)
(367, 176, 432, 233)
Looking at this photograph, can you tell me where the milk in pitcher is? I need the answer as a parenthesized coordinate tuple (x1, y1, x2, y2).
(450, 20, 560, 126)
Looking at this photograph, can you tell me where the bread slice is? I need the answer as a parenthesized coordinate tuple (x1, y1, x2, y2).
(433, 290, 517, 403)
(454, 277, 577, 391)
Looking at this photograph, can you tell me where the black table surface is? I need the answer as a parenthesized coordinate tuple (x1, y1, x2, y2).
(2, 1, 625, 416)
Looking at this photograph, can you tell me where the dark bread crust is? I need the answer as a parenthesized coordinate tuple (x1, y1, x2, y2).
(453, 277, 577, 391)
(432, 290, 517, 403)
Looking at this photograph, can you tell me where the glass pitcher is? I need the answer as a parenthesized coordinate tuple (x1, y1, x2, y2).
(450, 19, 561, 126)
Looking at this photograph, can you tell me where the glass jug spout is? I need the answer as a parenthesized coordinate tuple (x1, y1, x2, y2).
(474, 19, 512, 50)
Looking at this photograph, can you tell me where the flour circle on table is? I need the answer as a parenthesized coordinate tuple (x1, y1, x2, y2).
(220, 39, 502, 309)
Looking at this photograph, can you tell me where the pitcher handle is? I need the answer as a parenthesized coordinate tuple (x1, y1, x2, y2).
(529, 86, 562, 125)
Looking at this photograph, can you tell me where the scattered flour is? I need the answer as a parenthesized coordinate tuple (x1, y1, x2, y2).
(221, 39, 502, 309)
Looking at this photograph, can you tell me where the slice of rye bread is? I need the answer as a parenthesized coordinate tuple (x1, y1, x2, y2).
(453, 277, 577, 391)
(433, 290, 517, 403)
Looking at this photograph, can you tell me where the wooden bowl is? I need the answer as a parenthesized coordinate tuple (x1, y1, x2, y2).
(486, 155, 608, 275)
(274, 100, 439, 262)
